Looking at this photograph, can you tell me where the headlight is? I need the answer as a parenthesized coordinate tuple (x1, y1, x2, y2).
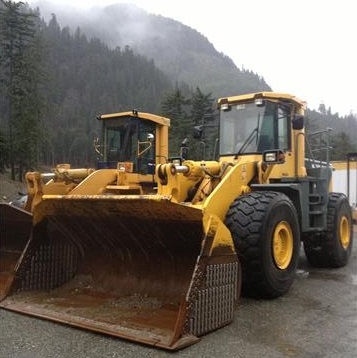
(264, 152, 277, 162)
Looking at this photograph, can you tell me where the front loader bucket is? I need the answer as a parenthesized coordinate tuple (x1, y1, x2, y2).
(0, 203, 32, 300)
(0, 195, 240, 350)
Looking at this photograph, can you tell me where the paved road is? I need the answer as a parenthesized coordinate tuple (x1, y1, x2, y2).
(1, 232, 356, 358)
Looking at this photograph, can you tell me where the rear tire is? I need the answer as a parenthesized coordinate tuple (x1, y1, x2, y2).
(304, 192, 353, 268)
(225, 191, 300, 298)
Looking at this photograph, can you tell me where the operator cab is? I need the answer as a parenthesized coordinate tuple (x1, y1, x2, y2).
(95, 113, 156, 174)
(219, 97, 291, 157)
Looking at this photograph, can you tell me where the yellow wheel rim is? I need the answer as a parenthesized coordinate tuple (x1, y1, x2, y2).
(339, 216, 350, 249)
(272, 221, 293, 270)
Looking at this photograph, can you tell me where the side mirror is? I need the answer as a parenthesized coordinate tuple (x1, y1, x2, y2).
(192, 125, 203, 139)
(292, 115, 304, 130)
(180, 145, 189, 160)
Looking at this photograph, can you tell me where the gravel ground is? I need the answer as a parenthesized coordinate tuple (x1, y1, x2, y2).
(0, 234, 356, 358)
(0, 174, 356, 357)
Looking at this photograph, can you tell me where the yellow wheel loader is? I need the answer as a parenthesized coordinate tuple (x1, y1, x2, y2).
(0, 93, 353, 350)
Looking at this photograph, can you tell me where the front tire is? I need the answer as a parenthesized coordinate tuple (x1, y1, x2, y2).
(304, 192, 353, 268)
(225, 191, 300, 298)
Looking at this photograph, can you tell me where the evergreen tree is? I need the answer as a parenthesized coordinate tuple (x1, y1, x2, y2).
(330, 132, 356, 161)
(0, 128, 8, 173)
(318, 103, 326, 116)
(161, 86, 217, 160)
(305, 109, 357, 162)
(0, 0, 43, 179)
(189, 87, 216, 160)
(161, 87, 191, 157)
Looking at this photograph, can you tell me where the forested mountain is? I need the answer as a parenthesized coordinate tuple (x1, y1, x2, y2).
(0, 1, 356, 180)
(0, 1, 174, 177)
(26, 1, 357, 157)
(35, 2, 271, 98)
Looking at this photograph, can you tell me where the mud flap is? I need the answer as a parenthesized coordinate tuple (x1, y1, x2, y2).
(0, 195, 240, 350)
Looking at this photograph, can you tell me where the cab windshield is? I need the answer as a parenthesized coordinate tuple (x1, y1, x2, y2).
(102, 116, 156, 173)
(219, 101, 290, 156)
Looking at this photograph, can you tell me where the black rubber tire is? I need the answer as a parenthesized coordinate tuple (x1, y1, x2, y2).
(303, 192, 353, 268)
(225, 191, 300, 299)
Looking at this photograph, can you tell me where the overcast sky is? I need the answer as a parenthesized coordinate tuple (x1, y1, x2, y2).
(25, 0, 357, 116)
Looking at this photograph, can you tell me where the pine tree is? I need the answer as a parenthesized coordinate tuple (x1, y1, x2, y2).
(0, 128, 8, 173)
(330, 132, 356, 161)
(189, 87, 216, 160)
(0, 0, 43, 179)
(161, 86, 218, 160)
(161, 87, 191, 156)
